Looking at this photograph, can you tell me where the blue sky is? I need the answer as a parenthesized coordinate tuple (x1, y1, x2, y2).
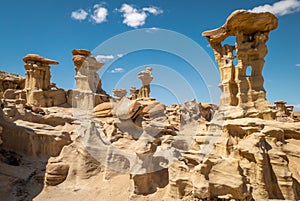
(0, 0, 299, 107)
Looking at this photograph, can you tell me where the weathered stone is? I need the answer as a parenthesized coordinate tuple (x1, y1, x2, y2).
(71, 49, 91, 57)
(0, 71, 25, 93)
(129, 86, 138, 100)
(23, 54, 59, 65)
(71, 49, 109, 109)
(137, 67, 153, 98)
(93, 102, 116, 118)
(45, 160, 69, 186)
(112, 97, 142, 120)
(113, 88, 127, 100)
(202, 10, 278, 118)
(22, 54, 66, 107)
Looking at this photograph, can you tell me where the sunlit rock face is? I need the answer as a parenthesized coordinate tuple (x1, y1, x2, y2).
(70, 49, 110, 109)
(203, 10, 278, 119)
(22, 54, 66, 107)
(0, 9, 300, 201)
(137, 66, 153, 99)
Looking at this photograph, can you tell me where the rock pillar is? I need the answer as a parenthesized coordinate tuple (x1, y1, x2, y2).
(138, 67, 153, 99)
(202, 10, 278, 118)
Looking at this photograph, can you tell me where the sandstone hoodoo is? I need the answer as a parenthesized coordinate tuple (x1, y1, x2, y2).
(0, 9, 299, 201)
(23, 54, 66, 107)
(137, 66, 153, 99)
(69, 49, 110, 109)
(202, 10, 278, 119)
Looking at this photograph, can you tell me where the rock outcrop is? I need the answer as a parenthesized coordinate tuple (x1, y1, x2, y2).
(23, 54, 66, 107)
(113, 88, 127, 100)
(0, 9, 299, 201)
(137, 67, 153, 99)
(70, 49, 110, 109)
(202, 10, 278, 119)
(0, 71, 25, 97)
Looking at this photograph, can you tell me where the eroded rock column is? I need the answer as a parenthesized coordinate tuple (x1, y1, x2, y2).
(23, 54, 66, 107)
(71, 49, 109, 109)
(202, 10, 278, 118)
(138, 67, 153, 99)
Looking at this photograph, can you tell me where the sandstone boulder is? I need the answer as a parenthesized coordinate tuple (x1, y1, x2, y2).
(93, 102, 116, 118)
(45, 160, 69, 186)
(112, 98, 142, 120)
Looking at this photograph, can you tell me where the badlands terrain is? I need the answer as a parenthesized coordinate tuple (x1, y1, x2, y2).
(0, 10, 300, 201)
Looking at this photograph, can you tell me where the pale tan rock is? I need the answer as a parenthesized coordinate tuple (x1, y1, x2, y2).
(72, 49, 104, 92)
(294, 110, 300, 121)
(137, 67, 153, 98)
(273, 100, 294, 121)
(22, 53, 66, 107)
(45, 160, 69, 186)
(93, 102, 116, 118)
(71, 49, 110, 109)
(113, 88, 127, 100)
(208, 158, 247, 199)
(112, 97, 142, 120)
(203, 10, 278, 118)
(2, 9, 300, 201)
(0, 71, 25, 93)
(129, 86, 138, 100)
(23, 54, 59, 65)
(142, 102, 165, 118)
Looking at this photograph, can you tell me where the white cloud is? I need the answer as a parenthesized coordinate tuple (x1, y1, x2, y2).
(117, 54, 124, 58)
(142, 7, 163, 15)
(294, 104, 300, 109)
(296, 64, 300, 66)
(119, 4, 147, 28)
(95, 55, 114, 62)
(91, 4, 108, 23)
(110, 68, 125, 73)
(249, 0, 300, 16)
(145, 27, 160, 33)
(71, 9, 88, 21)
(119, 4, 163, 28)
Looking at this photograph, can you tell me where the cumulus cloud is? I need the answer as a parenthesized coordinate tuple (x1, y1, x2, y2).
(110, 67, 125, 73)
(249, 0, 300, 16)
(119, 4, 163, 28)
(119, 4, 147, 28)
(95, 55, 114, 62)
(142, 7, 163, 15)
(71, 9, 88, 21)
(91, 4, 108, 23)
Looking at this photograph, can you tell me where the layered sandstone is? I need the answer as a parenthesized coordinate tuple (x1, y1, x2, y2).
(70, 49, 110, 109)
(23, 54, 66, 107)
(202, 10, 278, 119)
(0, 9, 299, 201)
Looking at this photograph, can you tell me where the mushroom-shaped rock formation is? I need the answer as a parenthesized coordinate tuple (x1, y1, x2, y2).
(138, 67, 153, 99)
(202, 10, 278, 43)
(23, 54, 59, 65)
(70, 49, 110, 109)
(22, 54, 66, 107)
(202, 10, 278, 119)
